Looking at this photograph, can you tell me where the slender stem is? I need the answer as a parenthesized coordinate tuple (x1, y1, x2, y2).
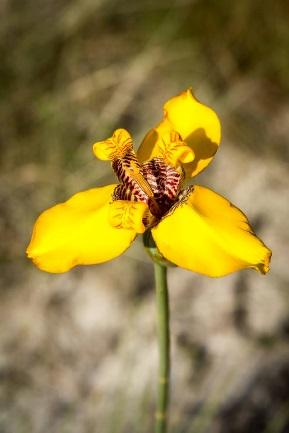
(154, 262, 170, 433)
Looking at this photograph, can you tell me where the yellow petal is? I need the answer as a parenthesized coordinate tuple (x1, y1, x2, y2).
(109, 200, 149, 233)
(152, 185, 271, 277)
(138, 89, 221, 177)
(26, 185, 136, 273)
(93, 128, 133, 161)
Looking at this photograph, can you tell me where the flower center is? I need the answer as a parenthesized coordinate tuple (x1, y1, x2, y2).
(93, 128, 186, 232)
(112, 150, 183, 221)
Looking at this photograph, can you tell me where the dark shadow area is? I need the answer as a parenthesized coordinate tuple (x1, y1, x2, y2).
(183, 128, 219, 175)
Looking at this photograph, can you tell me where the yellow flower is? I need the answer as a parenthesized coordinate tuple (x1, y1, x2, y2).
(26, 89, 271, 277)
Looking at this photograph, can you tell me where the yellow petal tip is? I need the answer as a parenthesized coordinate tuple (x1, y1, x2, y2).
(93, 128, 133, 161)
(256, 248, 272, 274)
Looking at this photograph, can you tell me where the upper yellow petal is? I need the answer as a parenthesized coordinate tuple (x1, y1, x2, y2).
(152, 185, 271, 277)
(26, 185, 136, 273)
(138, 88, 221, 177)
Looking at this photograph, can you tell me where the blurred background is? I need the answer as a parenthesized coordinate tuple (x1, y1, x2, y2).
(1, 0, 289, 432)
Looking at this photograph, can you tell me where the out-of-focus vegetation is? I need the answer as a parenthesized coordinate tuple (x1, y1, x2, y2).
(1, 1, 289, 432)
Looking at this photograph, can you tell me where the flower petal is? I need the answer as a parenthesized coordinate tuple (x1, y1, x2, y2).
(152, 185, 271, 277)
(26, 185, 136, 273)
(109, 200, 149, 233)
(138, 89, 221, 177)
(93, 128, 133, 161)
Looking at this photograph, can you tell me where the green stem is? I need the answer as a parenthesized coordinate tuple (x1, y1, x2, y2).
(154, 262, 170, 433)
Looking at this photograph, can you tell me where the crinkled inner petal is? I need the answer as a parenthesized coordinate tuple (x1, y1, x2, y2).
(142, 157, 183, 216)
(26, 184, 136, 273)
(152, 185, 271, 277)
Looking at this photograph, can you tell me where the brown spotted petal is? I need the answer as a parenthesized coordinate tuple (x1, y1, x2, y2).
(142, 157, 183, 215)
